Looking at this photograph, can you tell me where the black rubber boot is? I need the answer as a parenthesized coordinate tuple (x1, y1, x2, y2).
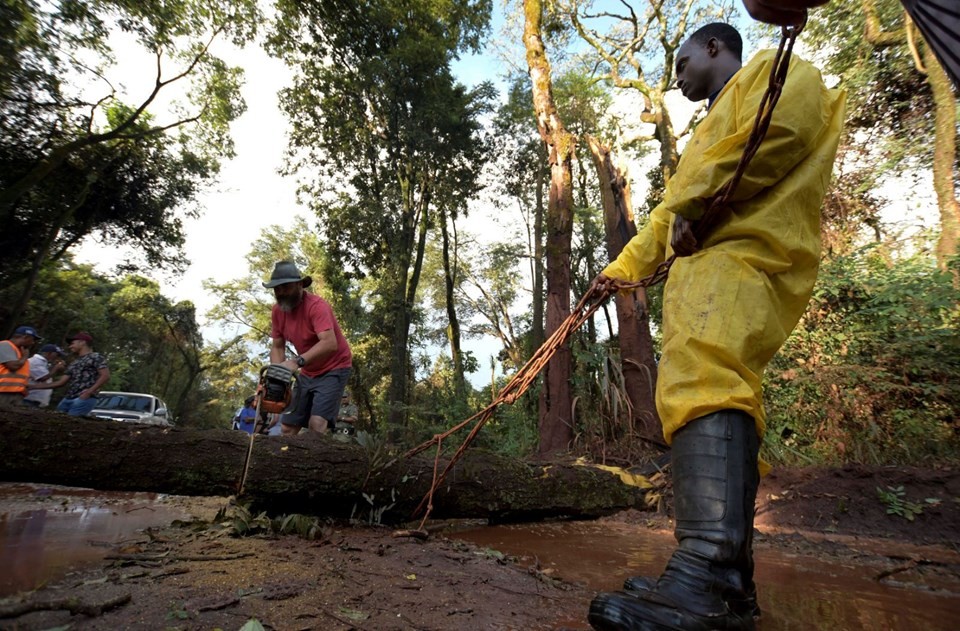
(622, 573, 761, 618)
(588, 410, 760, 631)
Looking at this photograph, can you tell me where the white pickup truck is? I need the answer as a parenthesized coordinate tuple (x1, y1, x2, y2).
(90, 391, 172, 425)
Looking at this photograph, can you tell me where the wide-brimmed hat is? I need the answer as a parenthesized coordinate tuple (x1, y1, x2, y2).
(262, 261, 313, 289)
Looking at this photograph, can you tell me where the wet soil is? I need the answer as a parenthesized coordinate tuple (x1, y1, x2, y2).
(1, 464, 958, 630)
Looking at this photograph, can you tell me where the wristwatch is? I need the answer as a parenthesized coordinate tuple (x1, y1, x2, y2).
(295, 355, 306, 367)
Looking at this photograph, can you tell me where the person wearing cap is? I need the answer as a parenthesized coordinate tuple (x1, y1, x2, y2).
(0, 326, 42, 409)
(33, 331, 111, 417)
(264, 260, 352, 435)
(23, 344, 67, 408)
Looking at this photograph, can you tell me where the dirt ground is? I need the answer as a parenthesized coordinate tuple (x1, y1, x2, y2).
(1, 464, 958, 631)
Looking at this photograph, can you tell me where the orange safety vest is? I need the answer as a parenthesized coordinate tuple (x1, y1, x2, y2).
(0, 340, 29, 395)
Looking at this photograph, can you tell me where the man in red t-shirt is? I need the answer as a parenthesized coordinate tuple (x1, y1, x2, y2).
(264, 261, 353, 434)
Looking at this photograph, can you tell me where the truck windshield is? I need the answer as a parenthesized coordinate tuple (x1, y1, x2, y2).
(95, 394, 153, 413)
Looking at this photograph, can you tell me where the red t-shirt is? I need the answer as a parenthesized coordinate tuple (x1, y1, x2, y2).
(271, 293, 352, 377)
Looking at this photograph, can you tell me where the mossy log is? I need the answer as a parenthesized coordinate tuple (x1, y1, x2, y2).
(0, 409, 647, 523)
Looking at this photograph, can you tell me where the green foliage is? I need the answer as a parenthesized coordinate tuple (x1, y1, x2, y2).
(0, 0, 260, 334)
(216, 503, 331, 541)
(804, 0, 934, 167)
(875, 485, 941, 522)
(457, 241, 530, 371)
(470, 382, 540, 458)
(355, 430, 393, 471)
(763, 243, 960, 466)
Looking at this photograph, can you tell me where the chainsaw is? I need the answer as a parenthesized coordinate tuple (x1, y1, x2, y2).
(253, 364, 296, 432)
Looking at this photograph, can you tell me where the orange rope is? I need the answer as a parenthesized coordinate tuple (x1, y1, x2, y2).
(405, 22, 805, 528)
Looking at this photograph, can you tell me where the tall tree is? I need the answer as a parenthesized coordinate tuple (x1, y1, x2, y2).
(0, 0, 259, 334)
(586, 136, 661, 441)
(459, 242, 530, 370)
(270, 0, 492, 426)
(524, 0, 577, 456)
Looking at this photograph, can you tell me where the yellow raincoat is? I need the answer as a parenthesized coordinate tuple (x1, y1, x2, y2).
(603, 50, 846, 444)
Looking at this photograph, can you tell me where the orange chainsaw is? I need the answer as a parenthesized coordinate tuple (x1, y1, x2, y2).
(253, 364, 296, 432)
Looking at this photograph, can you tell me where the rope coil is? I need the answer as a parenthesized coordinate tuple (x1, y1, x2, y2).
(403, 23, 804, 529)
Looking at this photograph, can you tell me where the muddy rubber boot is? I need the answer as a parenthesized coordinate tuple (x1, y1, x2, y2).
(588, 410, 760, 631)
(622, 573, 761, 618)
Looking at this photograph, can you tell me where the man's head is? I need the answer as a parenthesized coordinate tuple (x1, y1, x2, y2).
(676, 23, 743, 102)
(11, 326, 41, 350)
(67, 331, 94, 354)
(263, 261, 313, 312)
(39, 344, 65, 361)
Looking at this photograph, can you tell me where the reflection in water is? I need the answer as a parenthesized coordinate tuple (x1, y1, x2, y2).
(0, 484, 189, 596)
(454, 521, 960, 631)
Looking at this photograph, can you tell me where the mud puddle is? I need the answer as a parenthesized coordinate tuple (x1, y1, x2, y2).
(454, 520, 960, 630)
(0, 483, 219, 596)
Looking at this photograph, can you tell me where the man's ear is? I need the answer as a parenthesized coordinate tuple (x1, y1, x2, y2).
(707, 37, 720, 57)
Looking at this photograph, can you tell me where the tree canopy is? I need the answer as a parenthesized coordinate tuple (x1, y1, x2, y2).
(0, 0, 260, 334)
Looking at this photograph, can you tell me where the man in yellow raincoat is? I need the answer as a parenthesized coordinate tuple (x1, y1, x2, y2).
(588, 23, 845, 631)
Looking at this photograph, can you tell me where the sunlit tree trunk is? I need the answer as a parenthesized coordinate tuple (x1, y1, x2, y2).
(861, 0, 959, 268)
(924, 47, 960, 267)
(524, 0, 575, 456)
(586, 135, 662, 444)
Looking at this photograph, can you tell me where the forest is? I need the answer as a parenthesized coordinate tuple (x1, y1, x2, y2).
(1, 0, 957, 470)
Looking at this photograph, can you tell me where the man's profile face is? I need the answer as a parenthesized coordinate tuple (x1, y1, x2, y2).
(675, 38, 716, 102)
(274, 281, 303, 312)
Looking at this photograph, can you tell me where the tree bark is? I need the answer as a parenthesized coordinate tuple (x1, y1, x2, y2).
(440, 207, 467, 398)
(923, 45, 960, 268)
(586, 136, 663, 444)
(525, 0, 576, 457)
(386, 177, 430, 427)
(531, 166, 546, 352)
(860, 0, 959, 268)
(0, 412, 647, 524)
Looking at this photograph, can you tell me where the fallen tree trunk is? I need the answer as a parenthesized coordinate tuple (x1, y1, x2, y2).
(0, 410, 647, 523)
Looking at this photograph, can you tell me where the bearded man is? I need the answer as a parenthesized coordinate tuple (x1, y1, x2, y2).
(264, 261, 352, 435)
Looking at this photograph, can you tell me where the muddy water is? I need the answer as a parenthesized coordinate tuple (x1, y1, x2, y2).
(454, 520, 960, 631)
(0, 483, 197, 596)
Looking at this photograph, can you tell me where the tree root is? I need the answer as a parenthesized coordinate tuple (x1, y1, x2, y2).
(0, 593, 131, 619)
(105, 552, 253, 562)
